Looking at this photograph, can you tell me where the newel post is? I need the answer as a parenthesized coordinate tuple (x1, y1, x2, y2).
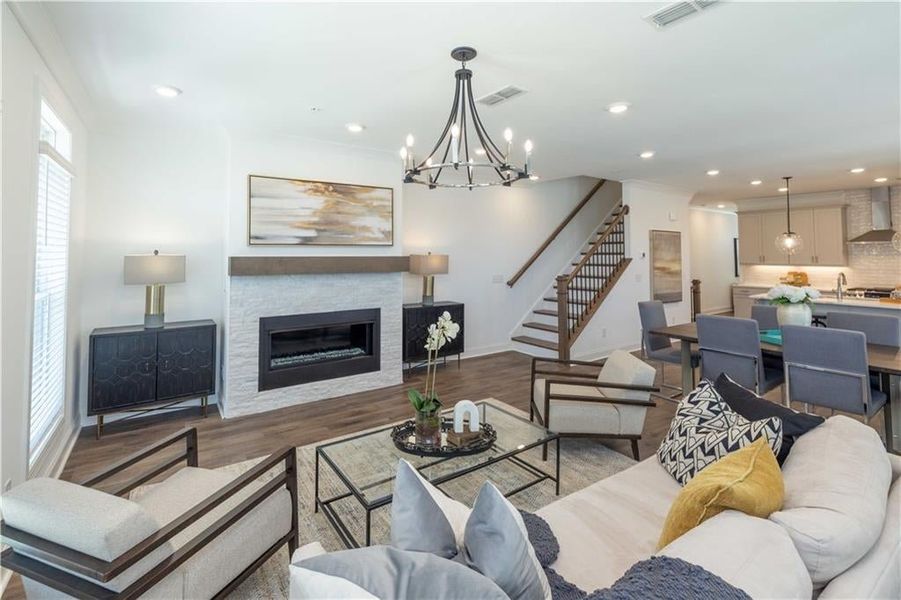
(691, 279, 701, 322)
(556, 275, 570, 360)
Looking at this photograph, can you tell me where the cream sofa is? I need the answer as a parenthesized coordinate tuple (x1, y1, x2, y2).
(537, 415, 901, 598)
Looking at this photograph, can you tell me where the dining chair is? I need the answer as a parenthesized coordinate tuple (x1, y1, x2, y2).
(638, 300, 700, 398)
(781, 325, 887, 427)
(826, 312, 901, 347)
(696, 314, 784, 395)
(751, 304, 779, 331)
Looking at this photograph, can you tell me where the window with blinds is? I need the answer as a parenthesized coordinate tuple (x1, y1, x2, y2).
(29, 100, 74, 465)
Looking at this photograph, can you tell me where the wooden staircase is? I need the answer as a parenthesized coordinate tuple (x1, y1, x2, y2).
(511, 203, 631, 358)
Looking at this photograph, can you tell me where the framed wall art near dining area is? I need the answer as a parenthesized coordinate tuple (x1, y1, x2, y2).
(650, 229, 683, 303)
(247, 174, 394, 246)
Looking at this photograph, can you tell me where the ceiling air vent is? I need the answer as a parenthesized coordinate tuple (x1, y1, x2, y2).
(477, 85, 527, 107)
(645, 0, 718, 29)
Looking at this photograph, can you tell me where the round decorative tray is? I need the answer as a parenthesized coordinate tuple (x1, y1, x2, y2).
(391, 419, 497, 457)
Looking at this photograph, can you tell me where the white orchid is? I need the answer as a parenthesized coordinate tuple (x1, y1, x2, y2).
(767, 284, 819, 305)
(412, 312, 461, 412)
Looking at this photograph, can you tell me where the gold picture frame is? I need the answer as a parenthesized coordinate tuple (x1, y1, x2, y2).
(247, 174, 394, 246)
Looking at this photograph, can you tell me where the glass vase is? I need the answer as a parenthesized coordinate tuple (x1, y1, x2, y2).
(414, 408, 441, 446)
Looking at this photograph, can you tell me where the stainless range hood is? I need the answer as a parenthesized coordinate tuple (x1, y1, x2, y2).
(847, 186, 898, 243)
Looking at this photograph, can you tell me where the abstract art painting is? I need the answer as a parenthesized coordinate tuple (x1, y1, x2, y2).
(650, 230, 682, 303)
(248, 175, 393, 246)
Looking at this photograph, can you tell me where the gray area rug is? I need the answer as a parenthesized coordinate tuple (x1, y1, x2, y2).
(148, 399, 635, 598)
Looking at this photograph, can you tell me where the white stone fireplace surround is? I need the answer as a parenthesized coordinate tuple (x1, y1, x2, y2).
(223, 263, 404, 418)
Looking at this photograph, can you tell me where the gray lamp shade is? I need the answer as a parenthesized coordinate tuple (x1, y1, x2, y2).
(409, 254, 449, 275)
(124, 253, 186, 285)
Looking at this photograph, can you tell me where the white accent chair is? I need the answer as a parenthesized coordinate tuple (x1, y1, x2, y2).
(0, 428, 298, 599)
(530, 350, 658, 460)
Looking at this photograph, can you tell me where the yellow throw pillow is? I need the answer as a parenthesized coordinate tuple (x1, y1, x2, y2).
(657, 437, 784, 550)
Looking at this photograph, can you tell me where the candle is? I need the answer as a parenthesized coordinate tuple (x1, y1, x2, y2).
(451, 124, 460, 164)
(524, 139, 533, 173)
(503, 128, 513, 163)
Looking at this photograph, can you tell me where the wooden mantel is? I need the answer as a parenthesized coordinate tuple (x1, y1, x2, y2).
(228, 255, 410, 276)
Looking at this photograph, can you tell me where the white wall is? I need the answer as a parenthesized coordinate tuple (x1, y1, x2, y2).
(2, 4, 89, 485)
(689, 208, 738, 314)
(403, 177, 620, 356)
(78, 125, 229, 422)
(570, 180, 694, 359)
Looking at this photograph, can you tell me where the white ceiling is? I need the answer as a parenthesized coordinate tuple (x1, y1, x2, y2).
(41, 1, 901, 202)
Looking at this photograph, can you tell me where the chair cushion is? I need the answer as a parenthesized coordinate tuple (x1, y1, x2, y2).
(713, 373, 824, 464)
(390, 459, 471, 558)
(537, 458, 681, 592)
(596, 350, 657, 401)
(657, 438, 784, 549)
(532, 380, 648, 435)
(658, 511, 812, 599)
(290, 545, 508, 600)
(657, 381, 783, 485)
(769, 416, 892, 585)
(2, 477, 160, 562)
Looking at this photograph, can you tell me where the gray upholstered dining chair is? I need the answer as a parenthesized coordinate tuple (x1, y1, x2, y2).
(827, 312, 901, 347)
(751, 304, 779, 331)
(781, 325, 887, 427)
(696, 314, 784, 395)
(637, 300, 700, 397)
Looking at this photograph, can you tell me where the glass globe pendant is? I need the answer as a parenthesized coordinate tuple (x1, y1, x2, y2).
(776, 176, 803, 255)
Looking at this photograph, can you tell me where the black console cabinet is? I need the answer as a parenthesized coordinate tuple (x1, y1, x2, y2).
(402, 302, 464, 371)
(88, 320, 216, 438)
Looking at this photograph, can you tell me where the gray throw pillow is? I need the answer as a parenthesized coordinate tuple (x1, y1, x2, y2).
(390, 459, 470, 558)
(292, 545, 508, 600)
(465, 482, 552, 600)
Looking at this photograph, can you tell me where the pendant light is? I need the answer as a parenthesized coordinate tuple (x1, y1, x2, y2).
(775, 176, 803, 255)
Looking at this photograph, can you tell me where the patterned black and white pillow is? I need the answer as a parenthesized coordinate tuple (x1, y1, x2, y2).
(657, 380, 783, 485)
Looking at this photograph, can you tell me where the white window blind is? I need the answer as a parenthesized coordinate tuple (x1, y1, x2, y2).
(29, 100, 73, 465)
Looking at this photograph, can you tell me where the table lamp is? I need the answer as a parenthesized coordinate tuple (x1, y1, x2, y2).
(124, 250, 186, 328)
(409, 253, 449, 306)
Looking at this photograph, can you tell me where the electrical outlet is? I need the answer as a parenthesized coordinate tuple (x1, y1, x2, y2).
(491, 274, 503, 284)
(601, 328, 607, 338)
(635, 273, 642, 283)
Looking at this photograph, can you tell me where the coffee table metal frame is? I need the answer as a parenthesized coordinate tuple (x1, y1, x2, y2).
(314, 402, 560, 549)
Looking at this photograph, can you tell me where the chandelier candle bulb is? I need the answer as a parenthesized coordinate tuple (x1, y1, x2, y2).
(524, 139, 533, 173)
(450, 124, 460, 165)
(504, 127, 513, 161)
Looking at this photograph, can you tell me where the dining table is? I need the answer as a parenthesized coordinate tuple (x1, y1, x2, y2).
(649, 321, 901, 455)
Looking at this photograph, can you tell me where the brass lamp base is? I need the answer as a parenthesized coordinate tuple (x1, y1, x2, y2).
(144, 283, 166, 328)
(421, 275, 435, 306)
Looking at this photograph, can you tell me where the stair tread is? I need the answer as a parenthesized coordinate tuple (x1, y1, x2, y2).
(511, 335, 559, 351)
(544, 296, 589, 305)
(580, 251, 622, 255)
(523, 321, 558, 333)
(533, 308, 579, 317)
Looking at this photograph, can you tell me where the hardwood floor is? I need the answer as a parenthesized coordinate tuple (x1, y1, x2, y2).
(4, 348, 886, 599)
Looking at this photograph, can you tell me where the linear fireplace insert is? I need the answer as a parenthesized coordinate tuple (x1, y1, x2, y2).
(258, 308, 380, 391)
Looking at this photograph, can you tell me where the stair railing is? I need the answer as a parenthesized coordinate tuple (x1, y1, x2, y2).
(555, 204, 631, 360)
(506, 178, 607, 287)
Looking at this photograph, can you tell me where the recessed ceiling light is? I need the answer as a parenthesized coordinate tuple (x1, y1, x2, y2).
(639, 150, 655, 159)
(778, 187, 788, 193)
(153, 85, 182, 98)
(706, 170, 720, 176)
(750, 180, 762, 186)
(475, 148, 486, 155)
(850, 167, 865, 174)
(874, 177, 888, 183)
(606, 102, 630, 114)
(716, 204, 726, 209)
(345, 123, 365, 133)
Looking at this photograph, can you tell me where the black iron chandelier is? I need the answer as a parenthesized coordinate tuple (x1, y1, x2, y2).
(400, 46, 535, 189)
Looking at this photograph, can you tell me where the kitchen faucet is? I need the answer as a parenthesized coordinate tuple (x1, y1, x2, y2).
(836, 272, 847, 302)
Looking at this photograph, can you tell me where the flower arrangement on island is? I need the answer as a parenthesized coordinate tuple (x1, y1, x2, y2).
(766, 284, 821, 305)
(407, 311, 460, 444)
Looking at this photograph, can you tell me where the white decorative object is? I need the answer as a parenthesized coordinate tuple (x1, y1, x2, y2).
(766, 284, 820, 327)
(776, 303, 813, 327)
(453, 400, 481, 434)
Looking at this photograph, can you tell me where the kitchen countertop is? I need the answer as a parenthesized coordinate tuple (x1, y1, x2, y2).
(750, 293, 901, 312)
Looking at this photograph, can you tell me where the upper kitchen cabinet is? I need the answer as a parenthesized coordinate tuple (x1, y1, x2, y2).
(737, 206, 847, 266)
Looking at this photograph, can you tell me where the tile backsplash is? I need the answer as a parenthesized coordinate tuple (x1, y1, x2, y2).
(741, 186, 901, 290)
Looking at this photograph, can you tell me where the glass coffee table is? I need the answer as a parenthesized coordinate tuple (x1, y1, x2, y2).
(315, 401, 560, 548)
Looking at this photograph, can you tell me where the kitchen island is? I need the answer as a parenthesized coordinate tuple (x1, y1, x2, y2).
(751, 293, 901, 315)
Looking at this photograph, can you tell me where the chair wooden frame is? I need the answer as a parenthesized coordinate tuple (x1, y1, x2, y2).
(0, 428, 299, 600)
(529, 357, 659, 461)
